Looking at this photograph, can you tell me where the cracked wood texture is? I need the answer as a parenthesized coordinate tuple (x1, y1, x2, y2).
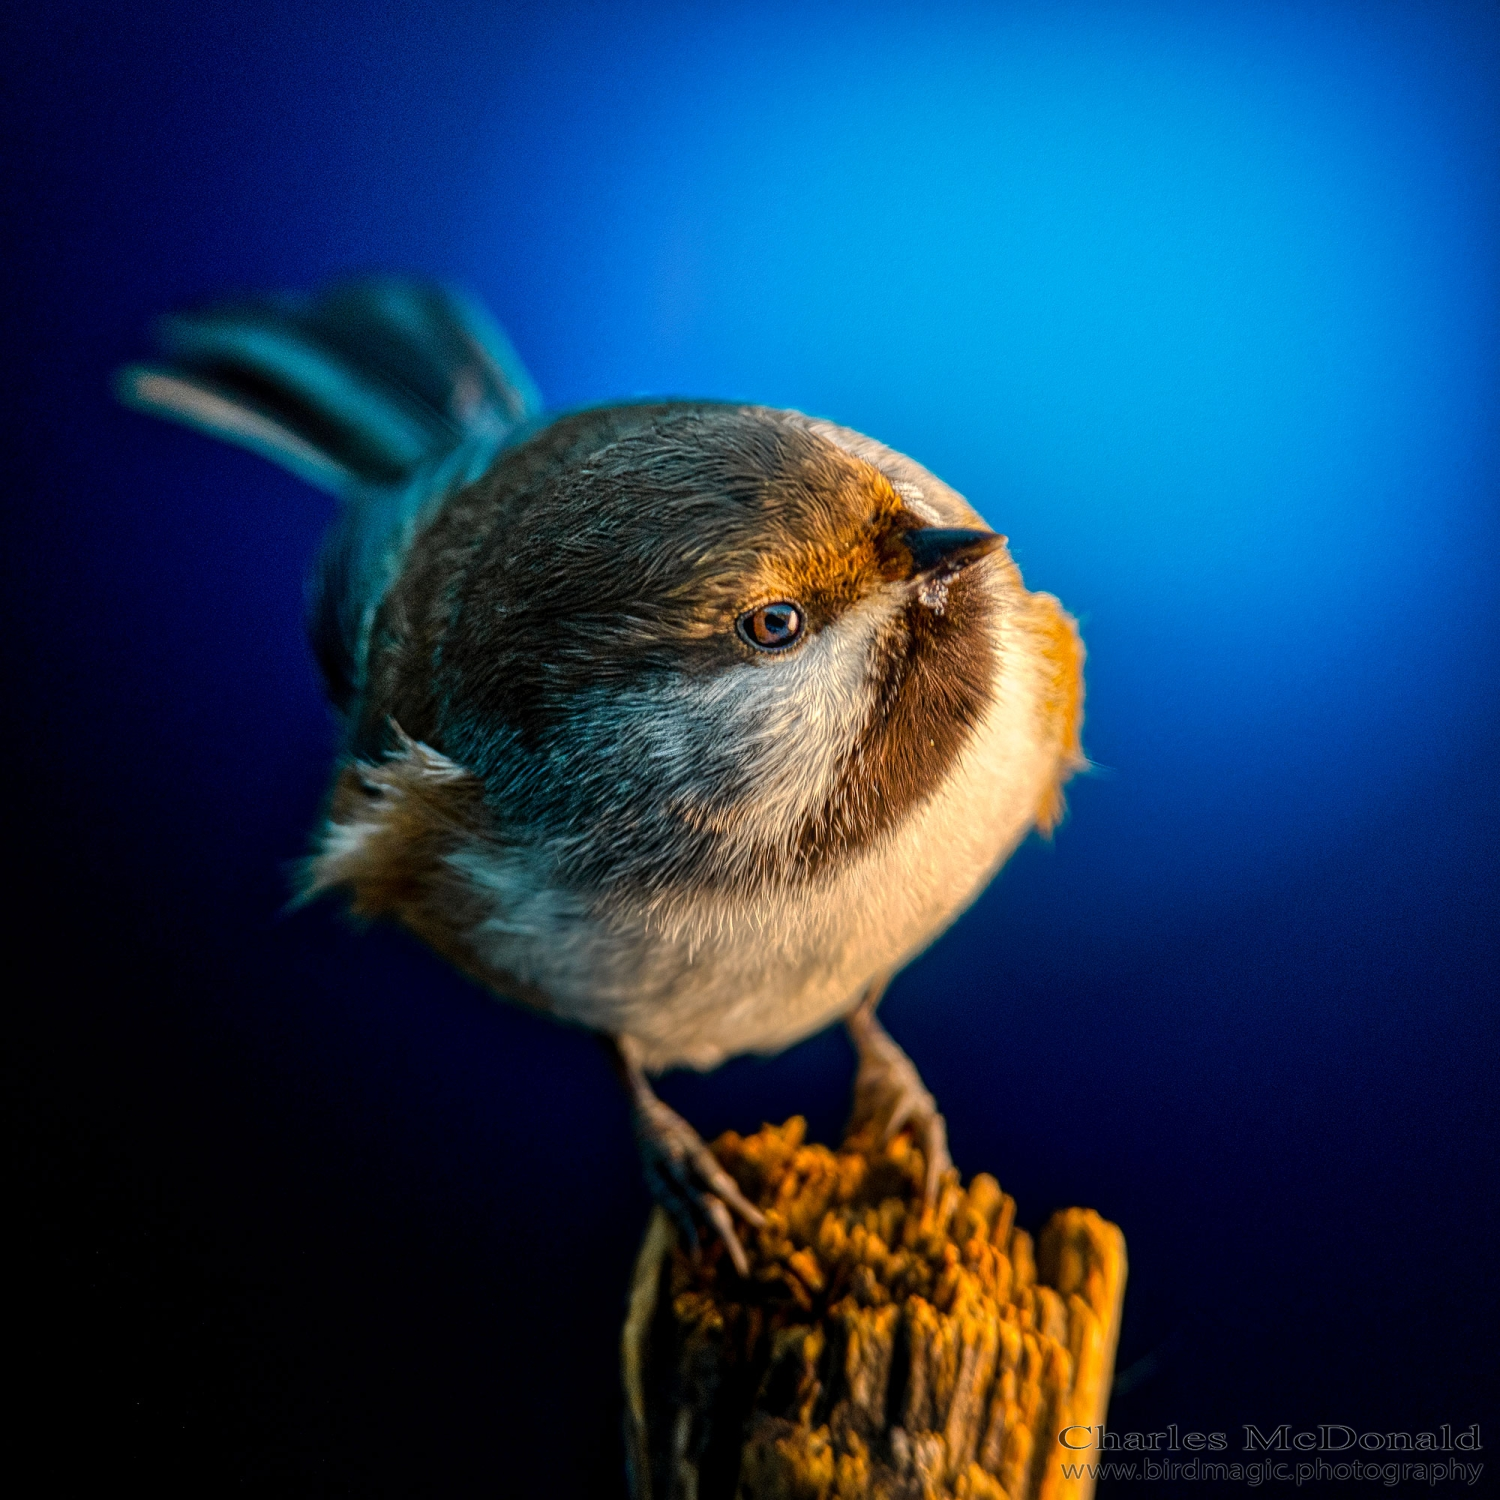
(622, 1118, 1126, 1500)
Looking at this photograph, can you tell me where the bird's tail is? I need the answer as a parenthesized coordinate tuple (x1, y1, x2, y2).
(116, 275, 541, 493)
(116, 276, 543, 709)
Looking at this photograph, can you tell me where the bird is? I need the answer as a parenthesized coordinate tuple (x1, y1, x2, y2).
(117, 276, 1085, 1273)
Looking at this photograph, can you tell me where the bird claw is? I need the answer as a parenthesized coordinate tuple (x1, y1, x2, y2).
(847, 986, 953, 1210)
(631, 1087, 765, 1277)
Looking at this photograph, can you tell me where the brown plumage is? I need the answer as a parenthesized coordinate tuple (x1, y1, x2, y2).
(118, 279, 1085, 1272)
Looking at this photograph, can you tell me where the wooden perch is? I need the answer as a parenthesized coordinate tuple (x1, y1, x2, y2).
(622, 1118, 1126, 1500)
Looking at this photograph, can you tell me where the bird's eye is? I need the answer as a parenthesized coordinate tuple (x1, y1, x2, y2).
(737, 601, 804, 652)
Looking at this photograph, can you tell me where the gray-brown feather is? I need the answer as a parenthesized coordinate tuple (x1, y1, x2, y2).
(349, 404, 995, 902)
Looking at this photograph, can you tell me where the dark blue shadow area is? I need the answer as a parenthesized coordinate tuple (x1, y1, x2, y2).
(5, 2, 1497, 1494)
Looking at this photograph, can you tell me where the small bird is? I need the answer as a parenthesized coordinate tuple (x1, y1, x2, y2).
(118, 277, 1084, 1271)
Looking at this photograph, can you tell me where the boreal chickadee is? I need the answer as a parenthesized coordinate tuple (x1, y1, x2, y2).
(119, 277, 1085, 1271)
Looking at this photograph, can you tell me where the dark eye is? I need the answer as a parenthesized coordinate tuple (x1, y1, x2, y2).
(737, 601, 804, 652)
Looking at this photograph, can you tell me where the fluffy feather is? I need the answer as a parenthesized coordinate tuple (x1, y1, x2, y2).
(117, 280, 1085, 1076)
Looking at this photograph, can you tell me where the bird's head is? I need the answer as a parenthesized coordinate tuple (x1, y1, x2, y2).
(423, 404, 1020, 897)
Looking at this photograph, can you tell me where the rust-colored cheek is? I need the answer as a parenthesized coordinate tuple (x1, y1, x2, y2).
(1019, 593, 1087, 834)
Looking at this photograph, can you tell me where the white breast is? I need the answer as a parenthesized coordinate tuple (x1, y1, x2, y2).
(445, 563, 1062, 1072)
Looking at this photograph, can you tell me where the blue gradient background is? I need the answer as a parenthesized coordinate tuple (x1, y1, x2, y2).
(6, 2, 1497, 1492)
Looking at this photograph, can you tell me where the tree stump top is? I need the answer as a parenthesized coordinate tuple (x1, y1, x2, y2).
(623, 1117, 1126, 1500)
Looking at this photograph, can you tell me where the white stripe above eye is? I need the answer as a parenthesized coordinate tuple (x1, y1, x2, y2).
(891, 481, 942, 525)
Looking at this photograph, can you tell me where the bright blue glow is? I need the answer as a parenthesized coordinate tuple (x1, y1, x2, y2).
(6, 1, 1497, 1469)
(11, 0, 1495, 1088)
(460, 4, 1500, 917)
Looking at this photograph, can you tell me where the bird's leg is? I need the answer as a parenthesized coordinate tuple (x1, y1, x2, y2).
(845, 979, 952, 1210)
(607, 1033, 766, 1277)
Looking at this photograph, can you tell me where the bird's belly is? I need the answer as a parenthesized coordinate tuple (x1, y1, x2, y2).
(453, 659, 1056, 1073)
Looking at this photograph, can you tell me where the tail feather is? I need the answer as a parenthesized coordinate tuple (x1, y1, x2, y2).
(116, 275, 544, 712)
(116, 276, 540, 493)
(118, 365, 354, 492)
(152, 306, 439, 480)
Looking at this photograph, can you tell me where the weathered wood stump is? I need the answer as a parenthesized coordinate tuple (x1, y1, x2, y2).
(623, 1118, 1126, 1500)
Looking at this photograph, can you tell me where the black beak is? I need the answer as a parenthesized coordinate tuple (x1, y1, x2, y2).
(901, 527, 1006, 579)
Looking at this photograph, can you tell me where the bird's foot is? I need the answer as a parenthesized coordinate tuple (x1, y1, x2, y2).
(846, 982, 952, 1211)
(613, 1036, 766, 1277)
